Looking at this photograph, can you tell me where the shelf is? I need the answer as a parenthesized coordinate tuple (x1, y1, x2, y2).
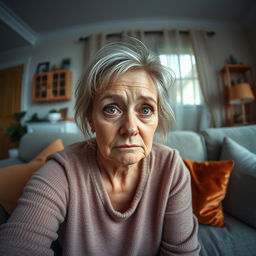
(221, 64, 251, 73)
(26, 121, 79, 133)
(226, 121, 256, 127)
(220, 64, 255, 126)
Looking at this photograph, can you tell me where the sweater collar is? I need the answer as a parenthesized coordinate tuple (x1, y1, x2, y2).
(88, 138, 152, 221)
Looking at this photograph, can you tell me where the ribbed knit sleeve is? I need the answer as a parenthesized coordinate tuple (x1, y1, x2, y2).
(159, 149, 200, 255)
(0, 154, 68, 256)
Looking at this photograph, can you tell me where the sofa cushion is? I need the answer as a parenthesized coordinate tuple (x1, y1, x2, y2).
(201, 125, 256, 161)
(183, 159, 234, 227)
(162, 131, 207, 161)
(198, 213, 256, 256)
(220, 137, 256, 228)
(0, 139, 64, 214)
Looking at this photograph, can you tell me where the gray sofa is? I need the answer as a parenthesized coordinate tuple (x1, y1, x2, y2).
(1, 125, 256, 256)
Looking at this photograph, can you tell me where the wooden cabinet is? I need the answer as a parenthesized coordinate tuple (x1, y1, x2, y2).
(220, 64, 255, 126)
(32, 70, 72, 102)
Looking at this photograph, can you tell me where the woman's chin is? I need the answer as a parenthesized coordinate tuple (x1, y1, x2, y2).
(116, 153, 144, 166)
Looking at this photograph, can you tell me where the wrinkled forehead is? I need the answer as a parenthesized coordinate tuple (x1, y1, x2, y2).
(98, 69, 158, 96)
(110, 81, 156, 91)
(93, 86, 158, 110)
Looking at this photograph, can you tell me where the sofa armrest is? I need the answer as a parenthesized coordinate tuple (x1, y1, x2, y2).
(19, 132, 85, 162)
(0, 204, 9, 225)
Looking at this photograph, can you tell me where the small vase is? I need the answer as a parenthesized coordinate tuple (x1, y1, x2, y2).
(8, 148, 19, 158)
(48, 113, 61, 123)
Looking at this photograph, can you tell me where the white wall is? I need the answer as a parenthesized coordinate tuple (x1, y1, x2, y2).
(245, 16, 256, 119)
(0, 19, 255, 122)
(210, 29, 255, 68)
(247, 17, 256, 66)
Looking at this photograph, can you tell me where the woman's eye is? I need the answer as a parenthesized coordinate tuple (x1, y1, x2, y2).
(139, 105, 153, 116)
(103, 105, 121, 116)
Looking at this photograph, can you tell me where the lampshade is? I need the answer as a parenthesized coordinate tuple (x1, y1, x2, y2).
(229, 83, 255, 105)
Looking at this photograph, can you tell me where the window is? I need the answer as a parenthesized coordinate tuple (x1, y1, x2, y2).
(159, 53, 202, 105)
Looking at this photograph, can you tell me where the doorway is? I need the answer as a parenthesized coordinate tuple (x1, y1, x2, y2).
(0, 65, 23, 159)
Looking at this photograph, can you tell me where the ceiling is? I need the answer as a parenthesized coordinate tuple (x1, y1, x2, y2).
(0, 0, 256, 55)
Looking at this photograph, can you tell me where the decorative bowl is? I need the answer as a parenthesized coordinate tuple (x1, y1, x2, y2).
(48, 113, 61, 123)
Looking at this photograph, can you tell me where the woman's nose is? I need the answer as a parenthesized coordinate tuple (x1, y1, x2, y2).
(119, 113, 139, 137)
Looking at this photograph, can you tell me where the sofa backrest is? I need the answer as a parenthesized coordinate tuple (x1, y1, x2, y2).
(201, 125, 256, 161)
(19, 132, 86, 162)
(20, 130, 207, 163)
(156, 130, 207, 161)
(20, 125, 255, 163)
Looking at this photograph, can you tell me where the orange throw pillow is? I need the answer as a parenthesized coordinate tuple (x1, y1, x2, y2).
(183, 159, 234, 227)
(0, 139, 64, 214)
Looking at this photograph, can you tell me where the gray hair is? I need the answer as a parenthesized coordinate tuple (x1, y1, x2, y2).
(75, 37, 174, 141)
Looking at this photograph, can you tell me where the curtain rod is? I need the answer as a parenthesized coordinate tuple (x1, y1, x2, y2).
(78, 30, 215, 42)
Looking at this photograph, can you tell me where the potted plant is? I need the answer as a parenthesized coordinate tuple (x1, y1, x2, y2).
(48, 109, 62, 123)
(26, 113, 41, 123)
(61, 58, 71, 70)
(6, 111, 27, 157)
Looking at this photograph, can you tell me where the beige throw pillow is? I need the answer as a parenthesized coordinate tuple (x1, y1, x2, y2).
(0, 139, 64, 214)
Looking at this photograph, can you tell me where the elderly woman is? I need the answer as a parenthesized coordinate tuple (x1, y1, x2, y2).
(0, 38, 200, 255)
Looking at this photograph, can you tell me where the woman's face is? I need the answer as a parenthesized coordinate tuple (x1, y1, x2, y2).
(91, 69, 158, 167)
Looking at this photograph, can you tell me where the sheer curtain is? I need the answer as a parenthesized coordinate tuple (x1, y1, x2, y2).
(82, 29, 219, 131)
(83, 33, 107, 68)
(158, 29, 210, 131)
(190, 30, 224, 127)
(83, 30, 145, 66)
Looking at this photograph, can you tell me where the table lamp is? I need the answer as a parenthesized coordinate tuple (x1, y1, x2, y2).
(229, 83, 255, 124)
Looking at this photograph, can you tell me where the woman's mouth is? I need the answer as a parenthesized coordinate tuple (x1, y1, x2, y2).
(115, 144, 140, 149)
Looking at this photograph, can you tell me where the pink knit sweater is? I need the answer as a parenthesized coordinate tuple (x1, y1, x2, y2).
(0, 139, 200, 255)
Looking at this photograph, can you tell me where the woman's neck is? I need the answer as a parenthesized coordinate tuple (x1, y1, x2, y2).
(96, 152, 142, 192)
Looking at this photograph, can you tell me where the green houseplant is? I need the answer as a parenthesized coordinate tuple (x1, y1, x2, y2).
(6, 111, 27, 144)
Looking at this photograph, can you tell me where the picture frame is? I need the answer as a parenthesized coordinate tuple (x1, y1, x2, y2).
(59, 107, 68, 120)
(36, 62, 50, 73)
